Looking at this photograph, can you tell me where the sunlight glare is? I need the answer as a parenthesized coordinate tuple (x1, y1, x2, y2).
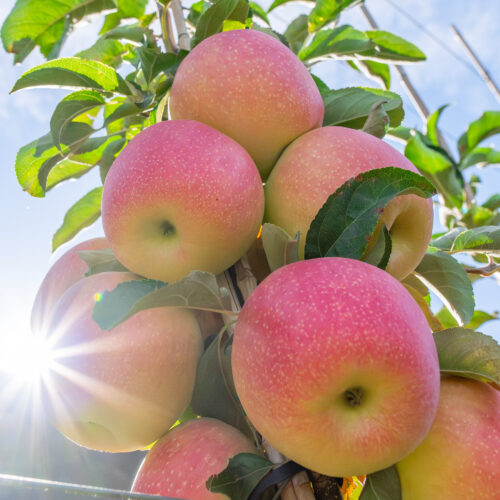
(0, 332, 55, 382)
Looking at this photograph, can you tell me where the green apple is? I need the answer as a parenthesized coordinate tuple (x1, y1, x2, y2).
(45, 271, 203, 452)
(232, 257, 440, 477)
(101, 120, 264, 282)
(396, 376, 500, 499)
(265, 126, 434, 280)
(169, 30, 324, 179)
(132, 418, 256, 499)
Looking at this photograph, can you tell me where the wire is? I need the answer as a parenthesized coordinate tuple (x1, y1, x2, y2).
(382, 0, 481, 80)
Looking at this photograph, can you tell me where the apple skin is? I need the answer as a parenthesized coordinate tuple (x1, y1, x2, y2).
(101, 120, 264, 282)
(45, 271, 203, 452)
(232, 257, 440, 477)
(131, 418, 257, 500)
(31, 237, 108, 335)
(264, 126, 434, 280)
(169, 30, 324, 179)
(396, 376, 500, 500)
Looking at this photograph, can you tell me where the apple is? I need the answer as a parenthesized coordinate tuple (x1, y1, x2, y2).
(44, 271, 203, 452)
(264, 126, 434, 280)
(232, 257, 440, 477)
(396, 376, 500, 499)
(169, 29, 324, 179)
(101, 120, 264, 283)
(31, 237, 108, 335)
(131, 418, 257, 500)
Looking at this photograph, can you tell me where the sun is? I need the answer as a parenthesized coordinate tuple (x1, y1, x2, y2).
(0, 331, 55, 383)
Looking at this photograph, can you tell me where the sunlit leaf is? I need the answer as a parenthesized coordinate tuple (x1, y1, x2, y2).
(361, 30, 425, 63)
(433, 328, 500, 387)
(261, 223, 299, 271)
(308, 0, 362, 32)
(52, 187, 103, 251)
(11, 57, 131, 95)
(322, 87, 403, 129)
(414, 251, 475, 325)
(458, 111, 500, 157)
(93, 271, 233, 330)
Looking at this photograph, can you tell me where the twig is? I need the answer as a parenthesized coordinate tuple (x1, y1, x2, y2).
(156, 1, 174, 53)
(170, 0, 191, 51)
(465, 257, 500, 276)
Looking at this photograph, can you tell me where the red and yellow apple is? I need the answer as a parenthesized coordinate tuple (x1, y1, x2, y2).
(169, 30, 324, 179)
(101, 120, 264, 282)
(232, 257, 440, 477)
(45, 271, 203, 452)
(31, 237, 108, 335)
(132, 418, 257, 499)
(396, 376, 500, 499)
(264, 126, 434, 280)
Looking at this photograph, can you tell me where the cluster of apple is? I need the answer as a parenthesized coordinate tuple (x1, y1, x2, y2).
(33, 29, 499, 499)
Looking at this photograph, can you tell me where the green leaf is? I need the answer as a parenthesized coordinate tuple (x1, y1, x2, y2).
(191, 329, 251, 436)
(11, 57, 131, 95)
(298, 25, 374, 63)
(431, 226, 500, 257)
(308, 0, 361, 32)
(349, 59, 391, 89)
(361, 99, 390, 138)
(462, 206, 498, 228)
(78, 248, 129, 275)
(284, 15, 308, 54)
(50, 90, 105, 150)
(362, 30, 426, 63)
(312, 74, 329, 95)
(405, 132, 464, 208)
(47, 136, 120, 190)
(414, 251, 475, 325)
(103, 101, 141, 127)
(71, 0, 116, 22)
(322, 87, 403, 129)
(387, 126, 412, 142)
(359, 466, 401, 500)
(99, 137, 126, 181)
(1, 0, 116, 63)
(137, 47, 187, 86)
(458, 111, 500, 157)
(52, 187, 103, 251)
(76, 38, 126, 67)
(433, 328, 500, 387)
(103, 24, 153, 44)
(207, 453, 274, 499)
(460, 147, 500, 169)
(467, 310, 498, 331)
(249, 2, 270, 24)
(267, 0, 314, 12)
(92, 271, 233, 330)
(304, 167, 435, 264)
(117, 0, 147, 18)
(426, 104, 449, 147)
(483, 194, 500, 211)
(261, 223, 300, 272)
(435, 306, 459, 330)
(193, 0, 248, 47)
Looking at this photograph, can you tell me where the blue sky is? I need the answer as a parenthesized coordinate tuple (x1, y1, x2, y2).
(0, 0, 498, 493)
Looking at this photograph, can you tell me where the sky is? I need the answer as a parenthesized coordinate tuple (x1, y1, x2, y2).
(0, 0, 499, 494)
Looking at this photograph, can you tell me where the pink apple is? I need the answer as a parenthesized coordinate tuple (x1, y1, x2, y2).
(31, 237, 108, 334)
(396, 376, 500, 499)
(45, 271, 203, 452)
(264, 126, 434, 280)
(232, 257, 440, 477)
(132, 418, 257, 500)
(169, 30, 324, 179)
(101, 120, 264, 282)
